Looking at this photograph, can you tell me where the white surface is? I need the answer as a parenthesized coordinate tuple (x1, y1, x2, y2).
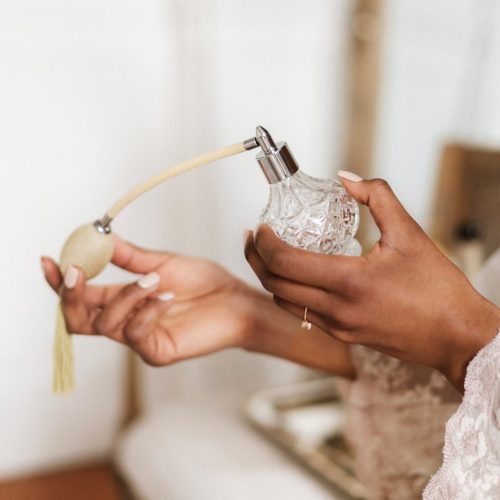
(113, 396, 339, 500)
(282, 403, 345, 449)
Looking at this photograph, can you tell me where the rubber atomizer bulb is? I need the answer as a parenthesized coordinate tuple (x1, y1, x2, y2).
(255, 126, 361, 256)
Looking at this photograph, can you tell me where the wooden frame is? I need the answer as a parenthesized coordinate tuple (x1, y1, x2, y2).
(343, 0, 384, 247)
(431, 143, 500, 258)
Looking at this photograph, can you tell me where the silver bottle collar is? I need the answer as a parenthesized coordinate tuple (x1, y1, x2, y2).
(255, 126, 299, 184)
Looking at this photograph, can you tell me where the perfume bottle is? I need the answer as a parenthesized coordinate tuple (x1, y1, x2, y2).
(255, 126, 360, 256)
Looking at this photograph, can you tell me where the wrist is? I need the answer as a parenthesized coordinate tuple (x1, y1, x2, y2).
(225, 277, 270, 350)
(235, 282, 301, 354)
(236, 283, 356, 378)
(442, 296, 500, 392)
(236, 284, 277, 351)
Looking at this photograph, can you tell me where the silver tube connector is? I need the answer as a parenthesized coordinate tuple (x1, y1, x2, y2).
(94, 215, 113, 234)
(243, 136, 259, 150)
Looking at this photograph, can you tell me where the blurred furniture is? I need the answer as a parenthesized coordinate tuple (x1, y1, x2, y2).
(113, 392, 346, 500)
(432, 143, 500, 260)
(244, 378, 365, 499)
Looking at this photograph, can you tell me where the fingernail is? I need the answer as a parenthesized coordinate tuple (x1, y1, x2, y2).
(64, 265, 79, 289)
(158, 291, 175, 302)
(338, 170, 364, 182)
(40, 257, 48, 274)
(137, 272, 160, 289)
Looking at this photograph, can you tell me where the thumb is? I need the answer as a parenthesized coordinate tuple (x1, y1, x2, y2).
(111, 235, 174, 274)
(338, 171, 417, 243)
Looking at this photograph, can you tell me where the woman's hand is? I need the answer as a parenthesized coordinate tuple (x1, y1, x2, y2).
(42, 236, 257, 366)
(244, 173, 500, 391)
(41, 235, 355, 378)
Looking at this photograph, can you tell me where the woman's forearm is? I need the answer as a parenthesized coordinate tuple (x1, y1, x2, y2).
(240, 286, 356, 379)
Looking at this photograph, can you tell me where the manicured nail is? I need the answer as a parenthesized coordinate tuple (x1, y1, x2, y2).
(64, 265, 79, 289)
(338, 170, 364, 182)
(137, 272, 160, 289)
(158, 291, 175, 302)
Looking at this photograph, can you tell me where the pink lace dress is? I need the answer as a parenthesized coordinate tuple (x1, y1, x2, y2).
(337, 348, 461, 499)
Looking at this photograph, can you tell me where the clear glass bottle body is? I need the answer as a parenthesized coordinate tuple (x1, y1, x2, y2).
(259, 171, 360, 255)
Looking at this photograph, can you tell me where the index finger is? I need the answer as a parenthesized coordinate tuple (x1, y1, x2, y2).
(249, 224, 362, 290)
(111, 235, 174, 274)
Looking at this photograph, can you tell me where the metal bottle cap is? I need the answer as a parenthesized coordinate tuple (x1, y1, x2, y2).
(255, 126, 299, 184)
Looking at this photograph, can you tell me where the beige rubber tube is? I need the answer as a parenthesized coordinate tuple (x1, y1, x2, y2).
(54, 140, 251, 393)
(106, 141, 247, 219)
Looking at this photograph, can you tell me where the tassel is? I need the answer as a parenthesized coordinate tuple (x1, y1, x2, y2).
(53, 303, 74, 393)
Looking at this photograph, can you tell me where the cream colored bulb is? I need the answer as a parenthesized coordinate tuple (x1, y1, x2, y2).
(59, 223, 114, 279)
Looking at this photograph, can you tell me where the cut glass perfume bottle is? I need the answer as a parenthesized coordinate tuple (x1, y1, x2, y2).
(255, 127, 360, 256)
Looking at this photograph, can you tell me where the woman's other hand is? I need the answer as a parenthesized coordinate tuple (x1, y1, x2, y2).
(244, 173, 500, 391)
(42, 236, 258, 366)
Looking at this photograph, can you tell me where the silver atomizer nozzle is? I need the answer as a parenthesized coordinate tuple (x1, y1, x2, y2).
(255, 126, 299, 184)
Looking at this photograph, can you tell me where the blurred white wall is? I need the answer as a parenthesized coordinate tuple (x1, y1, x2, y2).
(0, 0, 351, 477)
(375, 0, 500, 229)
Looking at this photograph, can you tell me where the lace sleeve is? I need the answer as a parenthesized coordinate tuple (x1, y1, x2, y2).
(423, 330, 500, 500)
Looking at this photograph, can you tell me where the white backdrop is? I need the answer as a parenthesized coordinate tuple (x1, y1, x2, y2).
(375, 0, 500, 228)
(0, 0, 351, 477)
(1, 0, 499, 478)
